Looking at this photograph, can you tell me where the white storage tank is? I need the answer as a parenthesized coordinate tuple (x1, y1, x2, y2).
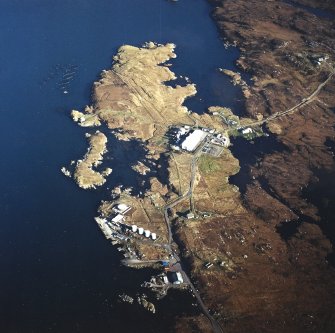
(138, 227, 144, 235)
(151, 233, 157, 240)
(144, 230, 151, 238)
(131, 225, 138, 232)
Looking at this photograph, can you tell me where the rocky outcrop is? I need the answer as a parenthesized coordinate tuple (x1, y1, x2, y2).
(71, 106, 101, 127)
(73, 131, 109, 189)
(219, 68, 251, 98)
(76, 42, 197, 142)
(137, 295, 156, 314)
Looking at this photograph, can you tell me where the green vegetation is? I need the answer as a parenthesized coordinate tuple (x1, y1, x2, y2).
(198, 155, 223, 174)
(227, 128, 240, 138)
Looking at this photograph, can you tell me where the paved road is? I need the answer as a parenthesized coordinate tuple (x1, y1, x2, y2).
(163, 149, 224, 333)
(125, 70, 333, 331)
(241, 70, 335, 129)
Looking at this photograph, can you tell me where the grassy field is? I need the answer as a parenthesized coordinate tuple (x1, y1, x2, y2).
(198, 155, 224, 174)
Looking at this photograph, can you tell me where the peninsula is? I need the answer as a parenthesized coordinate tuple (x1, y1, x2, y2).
(63, 0, 335, 331)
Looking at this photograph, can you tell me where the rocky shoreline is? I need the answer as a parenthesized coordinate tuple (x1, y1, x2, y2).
(63, 40, 269, 332)
(63, 1, 335, 330)
(73, 131, 109, 189)
(177, 0, 335, 331)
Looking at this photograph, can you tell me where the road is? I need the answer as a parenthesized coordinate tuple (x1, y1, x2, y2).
(123, 70, 333, 332)
(127, 71, 333, 331)
(163, 147, 224, 333)
(243, 69, 335, 129)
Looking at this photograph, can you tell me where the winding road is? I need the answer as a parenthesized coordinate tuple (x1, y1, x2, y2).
(243, 69, 335, 129)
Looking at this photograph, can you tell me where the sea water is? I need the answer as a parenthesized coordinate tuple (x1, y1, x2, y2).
(0, 0, 243, 332)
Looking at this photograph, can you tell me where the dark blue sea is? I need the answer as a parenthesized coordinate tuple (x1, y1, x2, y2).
(0, 1, 243, 332)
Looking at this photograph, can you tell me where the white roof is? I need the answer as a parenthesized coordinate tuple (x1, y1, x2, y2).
(242, 128, 252, 134)
(117, 204, 130, 212)
(144, 230, 151, 237)
(181, 130, 207, 152)
(112, 214, 124, 223)
(176, 272, 183, 283)
(179, 128, 187, 135)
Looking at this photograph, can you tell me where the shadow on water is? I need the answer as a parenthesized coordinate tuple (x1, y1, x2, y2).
(276, 220, 303, 241)
(283, 0, 335, 20)
(325, 138, 335, 156)
(230, 133, 335, 264)
(302, 169, 335, 267)
(229, 133, 287, 195)
(229, 133, 306, 242)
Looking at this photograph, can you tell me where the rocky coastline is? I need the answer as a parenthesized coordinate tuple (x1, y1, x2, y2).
(177, 0, 335, 331)
(63, 1, 335, 330)
(73, 131, 109, 189)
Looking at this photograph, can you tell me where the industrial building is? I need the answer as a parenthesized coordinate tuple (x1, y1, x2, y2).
(171, 272, 184, 285)
(112, 214, 124, 223)
(113, 203, 131, 215)
(181, 129, 207, 152)
(95, 217, 113, 239)
(129, 224, 157, 240)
